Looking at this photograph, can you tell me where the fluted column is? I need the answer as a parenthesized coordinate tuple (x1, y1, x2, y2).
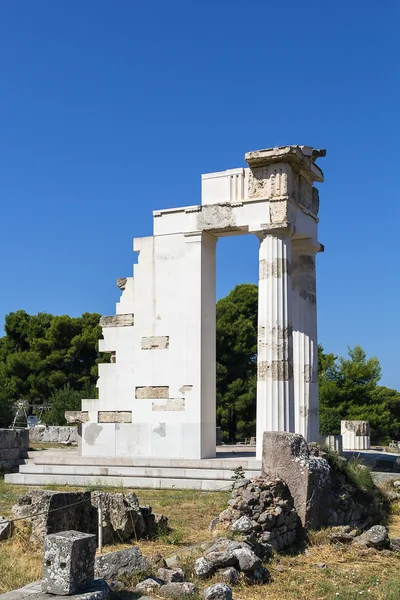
(256, 229, 295, 459)
(292, 239, 320, 442)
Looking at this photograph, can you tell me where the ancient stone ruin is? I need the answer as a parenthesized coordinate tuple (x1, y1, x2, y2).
(66, 145, 325, 461)
(11, 489, 168, 545)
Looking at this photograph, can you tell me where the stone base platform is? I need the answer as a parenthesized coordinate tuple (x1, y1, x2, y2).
(0, 580, 109, 600)
(4, 447, 261, 491)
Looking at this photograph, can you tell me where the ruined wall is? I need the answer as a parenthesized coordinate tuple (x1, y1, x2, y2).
(0, 429, 29, 473)
(29, 426, 79, 445)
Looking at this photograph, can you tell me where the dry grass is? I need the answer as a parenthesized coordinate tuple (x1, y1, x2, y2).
(1, 479, 400, 599)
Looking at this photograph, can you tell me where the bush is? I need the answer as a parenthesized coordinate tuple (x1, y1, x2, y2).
(41, 384, 96, 425)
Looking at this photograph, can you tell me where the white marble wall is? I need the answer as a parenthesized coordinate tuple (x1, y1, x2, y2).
(79, 146, 325, 460)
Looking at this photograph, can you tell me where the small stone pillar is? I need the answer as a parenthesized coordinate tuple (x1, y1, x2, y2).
(341, 420, 370, 451)
(42, 530, 97, 595)
(256, 229, 295, 459)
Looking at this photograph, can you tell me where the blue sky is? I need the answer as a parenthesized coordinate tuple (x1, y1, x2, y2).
(0, 1, 399, 389)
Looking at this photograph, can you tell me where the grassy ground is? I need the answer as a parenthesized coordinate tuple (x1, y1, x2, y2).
(1, 479, 400, 599)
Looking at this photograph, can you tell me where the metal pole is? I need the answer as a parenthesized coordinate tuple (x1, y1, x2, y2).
(98, 494, 103, 554)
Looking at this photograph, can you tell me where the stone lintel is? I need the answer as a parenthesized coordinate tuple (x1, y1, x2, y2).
(100, 314, 134, 328)
(141, 336, 170, 350)
(65, 411, 89, 424)
(135, 386, 169, 399)
(98, 411, 132, 423)
(152, 399, 185, 412)
(245, 145, 325, 183)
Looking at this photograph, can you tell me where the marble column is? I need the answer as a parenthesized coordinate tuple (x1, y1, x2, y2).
(256, 229, 295, 459)
(291, 239, 320, 442)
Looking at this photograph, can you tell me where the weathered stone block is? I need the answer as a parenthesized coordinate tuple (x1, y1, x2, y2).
(99, 314, 134, 328)
(94, 546, 146, 580)
(152, 399, 185, 411)
(42, 530, 97, 595)
(141, 336, 169, 350)
(12, 490, 92, 545)
(135, 386, 169, 399)
(98, 412, 132, 423)
(65, 411, 89, 424)
(261, 431, 331, 530)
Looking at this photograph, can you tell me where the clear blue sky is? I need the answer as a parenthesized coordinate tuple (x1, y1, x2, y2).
(0, 1, 399, 389)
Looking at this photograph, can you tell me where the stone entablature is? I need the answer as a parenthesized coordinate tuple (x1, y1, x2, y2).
(79, 146, 325, 460)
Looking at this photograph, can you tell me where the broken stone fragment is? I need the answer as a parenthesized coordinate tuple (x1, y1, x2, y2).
(157, 567, 185, 583)
(134, 577, 164, 594)
(243, 566, 271, 584)
(158, 582, 197, 597)
(0, 516, 13, 541)
(352, 525, 390, 549)
(219, 567, 240, 586)
(193, 557, 216, 579)
(230, 515, 253, 533)
(231, 547, 261, 572)
(203, 582, 233, 600)
(94, 546, 146, 580)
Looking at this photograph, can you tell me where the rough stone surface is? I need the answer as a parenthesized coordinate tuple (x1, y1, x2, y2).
(29, 426, 79, 445)
(231, 516, 253, 533)
(0, 428, 29, 473)
(261, 431, 331, 529)
(94, 547, 146, 580)
(134, 578, 163, 594)
(12, 490, 166, 545)
(42, 530, 97, 595)
(65, 412, 89, 424)
(194, 557, 216, 579)
(390, 537, 400, 552)
(243, 567, 271, 584)
(203, 583, 232, 600)
(100, 314, 134, 328)
(0, 516, 13, 540)
(214, 478, 299, 551)
(157, 568, 185, 583)
(12, 490, 92, 545)
(352, 525, 390, 549)
(328, 526, 358, 544)
(98, 412, 132, 424)
(205, 552, 237, 569)
(0, 580, 110, 600)
(232, 547, 261, 572)
(158, 582, 197, 597)
(219, 567, 240, 586)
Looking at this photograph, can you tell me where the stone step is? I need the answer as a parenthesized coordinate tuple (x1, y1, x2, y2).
(28, 455, 260, 470)
(16, 463, 260, 481)
(4, 471, 239, 491)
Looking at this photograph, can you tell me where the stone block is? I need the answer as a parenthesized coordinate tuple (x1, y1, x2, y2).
(99, 314, 134, 328)
(42, 530, 97, 595)
(135, 386, 169, 399)
(261, 431, 331, 530)
(65, 411, 89, 424)
(152, 399, 185, 411)
(0, 579, 110, 600)
(98, 412, 132, 423)
(141, 336, 169, 350)
(94, 546, 146, 580)
(12, 490, 92, 545)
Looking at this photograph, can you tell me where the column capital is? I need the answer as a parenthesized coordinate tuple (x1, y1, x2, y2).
(291, 237, 323, 255)
(250, 222, 294, 241)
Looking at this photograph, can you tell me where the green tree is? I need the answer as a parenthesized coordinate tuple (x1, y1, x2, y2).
(42, 384, 97, 426)
(318, 344, 399, 444)
(216, 284, 258, 443)
(0, 311, 109, 426)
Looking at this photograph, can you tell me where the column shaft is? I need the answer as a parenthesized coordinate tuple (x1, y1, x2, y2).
(292, 241, 319, 442)
(256, 231, 294, 459)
